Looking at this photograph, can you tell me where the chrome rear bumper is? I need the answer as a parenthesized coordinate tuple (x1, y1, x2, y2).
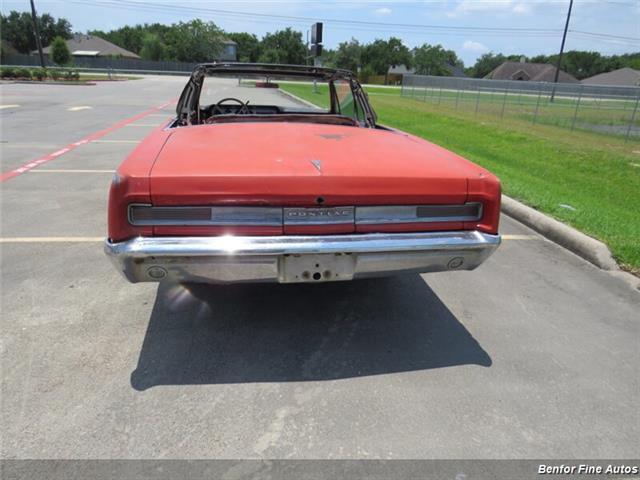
(105, 231, 500, 284)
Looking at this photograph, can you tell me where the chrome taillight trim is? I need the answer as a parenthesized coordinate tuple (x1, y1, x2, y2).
(128, 203, 483, 227)
(128, 204, 283, 226)
(355, 203, 482, 225)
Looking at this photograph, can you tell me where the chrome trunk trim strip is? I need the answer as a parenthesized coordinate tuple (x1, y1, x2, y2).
(128, 203, 483, 227)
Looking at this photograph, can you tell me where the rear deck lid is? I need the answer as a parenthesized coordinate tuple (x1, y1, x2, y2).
(149, 122, 473, 206)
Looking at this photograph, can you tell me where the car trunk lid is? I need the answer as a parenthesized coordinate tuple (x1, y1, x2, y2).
(150, 122, 471, 207)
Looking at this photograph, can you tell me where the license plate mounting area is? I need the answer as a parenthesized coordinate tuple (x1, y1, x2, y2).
(279, 253, 356, 283)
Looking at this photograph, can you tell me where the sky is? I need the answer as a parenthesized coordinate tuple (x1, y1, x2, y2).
(2, 0, 639, 66)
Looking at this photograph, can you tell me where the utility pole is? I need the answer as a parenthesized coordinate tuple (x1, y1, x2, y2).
(550, 0, 573, 102)
(30, 0, 45, 68)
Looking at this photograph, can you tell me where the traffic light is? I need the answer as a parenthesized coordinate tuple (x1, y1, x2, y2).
(311, 23, 323, 45)
(310, 22, 323, 58)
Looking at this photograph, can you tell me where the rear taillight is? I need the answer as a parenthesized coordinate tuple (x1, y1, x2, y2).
(128, 205, 282, 226)
(355, 203, 482, 225)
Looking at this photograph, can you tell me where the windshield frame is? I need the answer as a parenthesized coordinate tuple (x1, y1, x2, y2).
(175, 63, 377, 128)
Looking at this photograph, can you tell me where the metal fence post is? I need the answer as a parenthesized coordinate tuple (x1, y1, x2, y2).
(401, 76, 405, 97)
(454, 87, 461, 110)
(423, 79, 428, 102)
(533, 88, 542, 124)
(625, 92, 640, 142)
(474, 85, 481, 115)
(500, 84, 508, 119)
(571, 85, 583, 131)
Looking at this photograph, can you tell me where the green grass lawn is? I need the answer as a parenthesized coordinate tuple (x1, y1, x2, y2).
(280, 83, 640, 272)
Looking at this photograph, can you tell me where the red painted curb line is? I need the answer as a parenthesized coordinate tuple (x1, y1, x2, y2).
(0, 100, 175, 183)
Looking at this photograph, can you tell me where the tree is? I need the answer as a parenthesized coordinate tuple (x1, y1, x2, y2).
(139, 33, 166, 61)
(319, 48, 337, 68)
(90, 23, 172, 57)
(38, 14, 72, 47)
(0, 10, 71, 54)
(559, 51, 607, 79)
(226, 32, 260, 63)
(360, 37, 412, 83)
(615, 52, 640, 71)
(50, 36, 71, 65)
(533, 51, 609, 80)
(259, 28, 306, 64)
(334, 39, 361, 73)
(1, 39, 18, 57)
(413, 43, 461, 76)
(466, 52, 523, 78)
(90, 25, 145, 55)
(164, 20, 223, 62)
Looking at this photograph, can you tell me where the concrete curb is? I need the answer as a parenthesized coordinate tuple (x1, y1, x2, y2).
(7, 80, 97, 86)
(501, 195, 619, 271)
(277, 86, 637, 284)
(276, 88, 322, 109)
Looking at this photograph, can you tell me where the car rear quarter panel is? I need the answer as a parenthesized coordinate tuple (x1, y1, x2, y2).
(107, 126, 172, 241)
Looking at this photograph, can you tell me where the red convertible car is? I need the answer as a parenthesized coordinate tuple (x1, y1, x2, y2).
(105, 63, 501, 284)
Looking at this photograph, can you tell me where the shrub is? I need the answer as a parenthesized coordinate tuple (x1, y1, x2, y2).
(50, 69, 62, 80)
(0, 67, 16, 78)
(15, 67, 31, 79)
(33, 68, 48, 80)
(63, 69, 80, 80)
(51, 36, 72, 66)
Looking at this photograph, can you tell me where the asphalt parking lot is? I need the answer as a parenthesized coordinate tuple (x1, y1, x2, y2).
(1, 76, 638, 459)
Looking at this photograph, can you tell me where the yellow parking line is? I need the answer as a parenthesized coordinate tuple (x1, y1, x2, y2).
(67, 106, 93, 112)
(0, 237, 104, 243)
(0, 104, 20, 110)
(29, 169, 113, 173)
(502, 234, 538, 240)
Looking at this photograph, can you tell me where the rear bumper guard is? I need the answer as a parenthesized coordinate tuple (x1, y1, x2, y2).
(105, 231, 501, 284)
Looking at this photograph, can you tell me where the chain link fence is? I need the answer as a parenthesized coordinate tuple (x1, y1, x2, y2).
(401, 75, 640, 141)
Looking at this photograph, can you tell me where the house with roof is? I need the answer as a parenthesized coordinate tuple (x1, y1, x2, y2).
(388, 63, 466, 78)
(582, 68, 640, 87)
(485, 61, 579, 83)
(35, 34, 237, 62)
(388, 64, 414, 76)
(38, 34, 141, 59)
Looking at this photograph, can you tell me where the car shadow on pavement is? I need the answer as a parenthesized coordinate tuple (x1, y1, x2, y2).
(130, 275, 491, 390)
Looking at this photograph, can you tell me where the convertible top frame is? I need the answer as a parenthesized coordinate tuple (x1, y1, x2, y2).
(175, 62, 377, 128)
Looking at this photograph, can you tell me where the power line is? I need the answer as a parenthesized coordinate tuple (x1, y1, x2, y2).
(68, 0, 564, 35)
(69, 0, 640, 44)
(569, 30, 640, 42)
(65, 0, 640, 46)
